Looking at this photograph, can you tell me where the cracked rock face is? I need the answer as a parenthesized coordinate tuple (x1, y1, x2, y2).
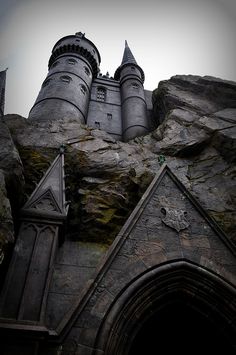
(0, 74, 236, 260)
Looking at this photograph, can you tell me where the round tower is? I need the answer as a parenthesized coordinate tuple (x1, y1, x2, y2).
(114, 41, 149, 142)
(29, 32, 100, 124)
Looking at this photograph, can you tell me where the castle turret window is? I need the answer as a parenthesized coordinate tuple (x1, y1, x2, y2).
(60, 75, 72, 83)
(107, 113, 112, 120)
(132, 83, 139, 89)
(95, 121, 100, 129)
(42, 78, 51, 87)
(80, 85, 87, 94)
(84, 67, 90, 76)
(97, 87, 106, 101)
(52, 61, 59, 68)
(67, 58, 77, 65)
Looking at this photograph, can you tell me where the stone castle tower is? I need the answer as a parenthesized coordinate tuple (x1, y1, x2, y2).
(0, 32, 236, 355)
(29, 32, 152, 141)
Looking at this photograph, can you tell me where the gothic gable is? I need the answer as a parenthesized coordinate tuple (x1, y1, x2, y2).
(54, 164, 235, 349)
(23, 187, 63, 216)
(22, 152, 68, 219)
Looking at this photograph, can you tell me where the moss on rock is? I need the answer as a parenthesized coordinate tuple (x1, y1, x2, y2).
(17, 146, 56, 199)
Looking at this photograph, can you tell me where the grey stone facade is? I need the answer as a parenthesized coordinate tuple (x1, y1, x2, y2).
(0, 70, 6, 117)
(29, 32, 152, 141)
(0, 31, 235, 354)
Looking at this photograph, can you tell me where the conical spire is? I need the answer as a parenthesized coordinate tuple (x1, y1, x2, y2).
(120, 40, 137, 66)
(114, 41, 144, 82)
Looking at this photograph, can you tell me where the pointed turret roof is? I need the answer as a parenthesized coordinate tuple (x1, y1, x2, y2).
(21, 151, 68, 220)
(114, 41, 145, 82)
(121, 40, 137, 66)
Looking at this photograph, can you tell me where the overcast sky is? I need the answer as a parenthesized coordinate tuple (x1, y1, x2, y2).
(0, 0, 236, 117)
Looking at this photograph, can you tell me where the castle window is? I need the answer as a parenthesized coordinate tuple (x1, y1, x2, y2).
(60, 75, 72, 83)
(95, 121, 100, 129)
(80, 85, 87, 94)
(42, 78, 51, 87)
(131, 66, 135, 71)
(97, 87, 106, 101)
(132, 83, 139, 89)
(107, 113, 112, 120)
(84, 66, 90, 76)
(52, 61, 59, 68)
(67, 58, 77, 65)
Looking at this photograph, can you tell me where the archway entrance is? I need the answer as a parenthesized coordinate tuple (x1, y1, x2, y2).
(94, 262, 236, 355)
(129, 301, 235, 354)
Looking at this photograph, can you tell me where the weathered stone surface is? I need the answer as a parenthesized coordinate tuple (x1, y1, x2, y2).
(0, 118, 24, 183)
(0, 170, 14, 263)
(153, 75, 236, 125)
(65, 165, 236, 353)
(0, 119, 24, 260)
(1, 74, 236, 250)
(0, 75, 235, 354)
(46, 241, 108, 329)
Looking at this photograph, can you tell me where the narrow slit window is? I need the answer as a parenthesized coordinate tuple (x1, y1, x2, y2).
(107, 113, 112, 120)
(95, 121, 100, 129)
(80, 85, 87, 94)
(84, 67, 90, 76)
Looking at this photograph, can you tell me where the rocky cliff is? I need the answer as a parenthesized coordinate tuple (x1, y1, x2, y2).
(0, 75, 236, 271)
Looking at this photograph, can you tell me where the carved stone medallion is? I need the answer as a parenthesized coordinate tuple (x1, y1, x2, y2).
(161, 207, 190, 232)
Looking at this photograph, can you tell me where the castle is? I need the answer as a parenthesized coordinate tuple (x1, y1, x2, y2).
(29, 32, 153, 142)
(0, 32, 235, 355)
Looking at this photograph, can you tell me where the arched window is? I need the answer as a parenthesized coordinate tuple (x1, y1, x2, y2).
(97, 87, 106, 101)
(80, 85, 87, 95)
(132, 83, 139, 89)
(84, 66, 90, 76)
(42, 78, 51, 87)
(67, 58, 77, 65)
(95, 121, 100, 129)
(52, 61, 59, 68)
(60, 75, 72, 83)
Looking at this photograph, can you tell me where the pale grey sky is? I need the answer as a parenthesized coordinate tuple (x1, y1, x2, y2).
(0, 0, 236, 117)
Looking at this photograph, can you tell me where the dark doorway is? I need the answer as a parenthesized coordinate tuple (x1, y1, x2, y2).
(129, 302, 235, 354)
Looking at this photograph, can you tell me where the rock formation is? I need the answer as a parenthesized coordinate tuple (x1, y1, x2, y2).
(0, 74, 236, 268)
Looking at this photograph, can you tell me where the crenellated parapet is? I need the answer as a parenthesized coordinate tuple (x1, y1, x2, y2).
(49, 32, 100, 77)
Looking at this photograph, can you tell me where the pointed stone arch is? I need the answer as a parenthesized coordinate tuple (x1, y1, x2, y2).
(94, 260, 236, 354)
